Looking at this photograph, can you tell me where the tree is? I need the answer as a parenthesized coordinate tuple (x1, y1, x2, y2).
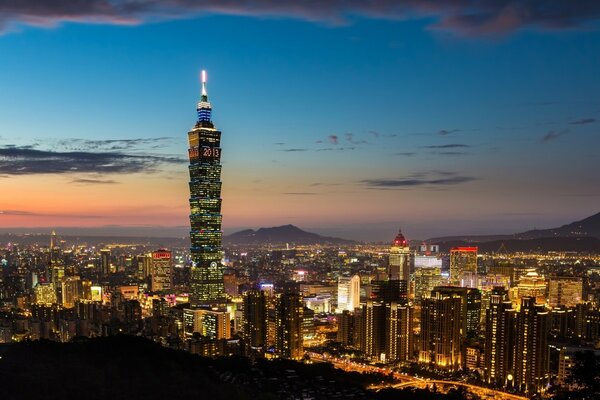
(567, 351, 600, 396)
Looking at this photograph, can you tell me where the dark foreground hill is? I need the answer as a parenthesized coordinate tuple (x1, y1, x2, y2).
(0, 336, 465, 400)
(224, 224, 356, 245)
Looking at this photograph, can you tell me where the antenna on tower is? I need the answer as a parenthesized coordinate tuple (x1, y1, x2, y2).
(201, 70, 207, 97)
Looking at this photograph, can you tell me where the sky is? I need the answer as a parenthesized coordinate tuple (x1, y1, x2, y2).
(0, 1, 599, 241)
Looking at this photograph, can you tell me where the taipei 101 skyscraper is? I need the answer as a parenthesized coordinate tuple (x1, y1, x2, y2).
(187, 70, 225, 306)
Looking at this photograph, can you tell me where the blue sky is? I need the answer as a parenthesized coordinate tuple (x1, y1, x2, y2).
(0, 3, 599, 241)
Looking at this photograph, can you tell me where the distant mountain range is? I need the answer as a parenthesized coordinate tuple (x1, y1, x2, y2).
(223, 224, 356, 246)
(428, 212, 600, 252)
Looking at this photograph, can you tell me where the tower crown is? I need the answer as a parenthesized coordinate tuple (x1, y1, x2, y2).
(393, 229, 407, 246)
(197, 69, 212, 122)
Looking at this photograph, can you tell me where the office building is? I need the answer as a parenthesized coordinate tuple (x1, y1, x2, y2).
(484, 287, 516, 387)
(100, 249, 111, 276)
(419, 287, 464, 370)
(150, 249, 173, 293)
(275, 292, 304, 359)
(184, 308, 231, 340)
(514, 297, 549, 393)
(450, 247, 477, 287)
(242, 290, 267, 349)
(388, 229, 410, 281)
(188, 70, 225, 306)
(548, 276, 583, 308)
(61, 276, 80, 308)
(337, 274, 360, 312)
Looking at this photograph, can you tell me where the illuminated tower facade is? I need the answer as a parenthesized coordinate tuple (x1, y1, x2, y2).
(450, 247, 478, 287)
(388, 229, 410, 281)
(188, 70, 225, 306)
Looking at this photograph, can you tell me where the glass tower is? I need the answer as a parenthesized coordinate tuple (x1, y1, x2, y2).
(188, 70, 225, 306)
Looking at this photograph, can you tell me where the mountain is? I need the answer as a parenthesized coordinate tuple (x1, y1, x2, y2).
(432, 236, 600, 253)
(428, 212, 600, 244)
(516, 212, 600, 240)
(223, 224, 356, 245)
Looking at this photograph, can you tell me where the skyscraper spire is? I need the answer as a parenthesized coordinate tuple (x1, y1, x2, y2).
(201, 70, 208, 98)
(197, 69, 212, 122)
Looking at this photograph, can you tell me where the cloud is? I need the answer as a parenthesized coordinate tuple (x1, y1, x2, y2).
(570, 118, 596, 125)
(369, 130, 380, 138)
(70, 178, 119, 184)
(436, 151, 469, 156)
(437, 129, 462, 136)
(274, 142, 286, 145)
(281, 148, 308, 152)
(362, 174, 476, 189)
(283, 192, 318, 195)
(328, 135, 339, 145)
(394, 152, 416, 156)
(2, 1, 599, 36)
(0, 146, 185, 175)
(0, 209, 103, 218)
(424, 144, 470, 149)
(541, 129, 569, 143)
(54, 137, 175, 151)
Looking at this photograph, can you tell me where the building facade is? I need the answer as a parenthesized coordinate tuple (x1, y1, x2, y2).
(188, 71, 225, 306)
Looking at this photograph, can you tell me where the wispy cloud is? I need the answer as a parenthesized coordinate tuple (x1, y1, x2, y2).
(2, 1, 599, 36)
(394, 152, 416, 156)
(436, 151, 469, 156)
(424, 144, 470, 149)
(437, 129, 462, 136)
(0, 146, 185, 175)
(0, 209, 103, 218)
(53, 137, 175, 151)
(361, 172, 476, 189)
(70, 178, 119, 185)
(569, 118, 595, 125)
(361, 176, 476, 188)
(328, 135, 339, 145)
(281, 148, 308, 152)
(541, 129, 569, 143)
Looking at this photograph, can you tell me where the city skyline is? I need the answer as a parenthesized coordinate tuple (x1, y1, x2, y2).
(1, 3, 600, 241)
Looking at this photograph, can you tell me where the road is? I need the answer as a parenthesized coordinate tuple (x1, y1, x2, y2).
(307, 353, 527, 400)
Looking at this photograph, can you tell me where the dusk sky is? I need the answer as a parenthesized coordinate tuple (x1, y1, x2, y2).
(1, 2, 599, 241)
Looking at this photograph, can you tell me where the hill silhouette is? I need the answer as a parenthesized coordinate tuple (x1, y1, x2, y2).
(224, 224, 355, 245)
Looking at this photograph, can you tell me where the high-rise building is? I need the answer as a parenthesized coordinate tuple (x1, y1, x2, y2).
(242, 290, 267, 350)
(61, 276, 81, 308)
(371, 279, 407, 303)
(360, 300, 413, 363)
(419, 287, 464, 370)
(275, 292, 304, 359)
(484, 287, 516, 387)
(34, 283, 57, 305)
(150, 250, 173, 293)
(337, 274, 360, 312)
(361, 300, 386, 360)
(337, 310, 355, 346)
(183, 308, 231, 340)
(548, 276, 583, 308)
(450, 247, 478, 287)
(385, 302, 413, 363)
(511, 270, 547, 308)
(514, 297, 549, 393)
(414, 265, 443, 302)
(388, 229, 410, 281)
(100, 249, 111, 277)
(188, 70, 225, 306)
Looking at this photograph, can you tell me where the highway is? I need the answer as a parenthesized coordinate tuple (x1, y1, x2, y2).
(307, 353, 528, 400)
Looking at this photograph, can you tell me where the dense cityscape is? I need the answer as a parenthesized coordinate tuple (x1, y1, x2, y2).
(1, 72, 599, 399)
